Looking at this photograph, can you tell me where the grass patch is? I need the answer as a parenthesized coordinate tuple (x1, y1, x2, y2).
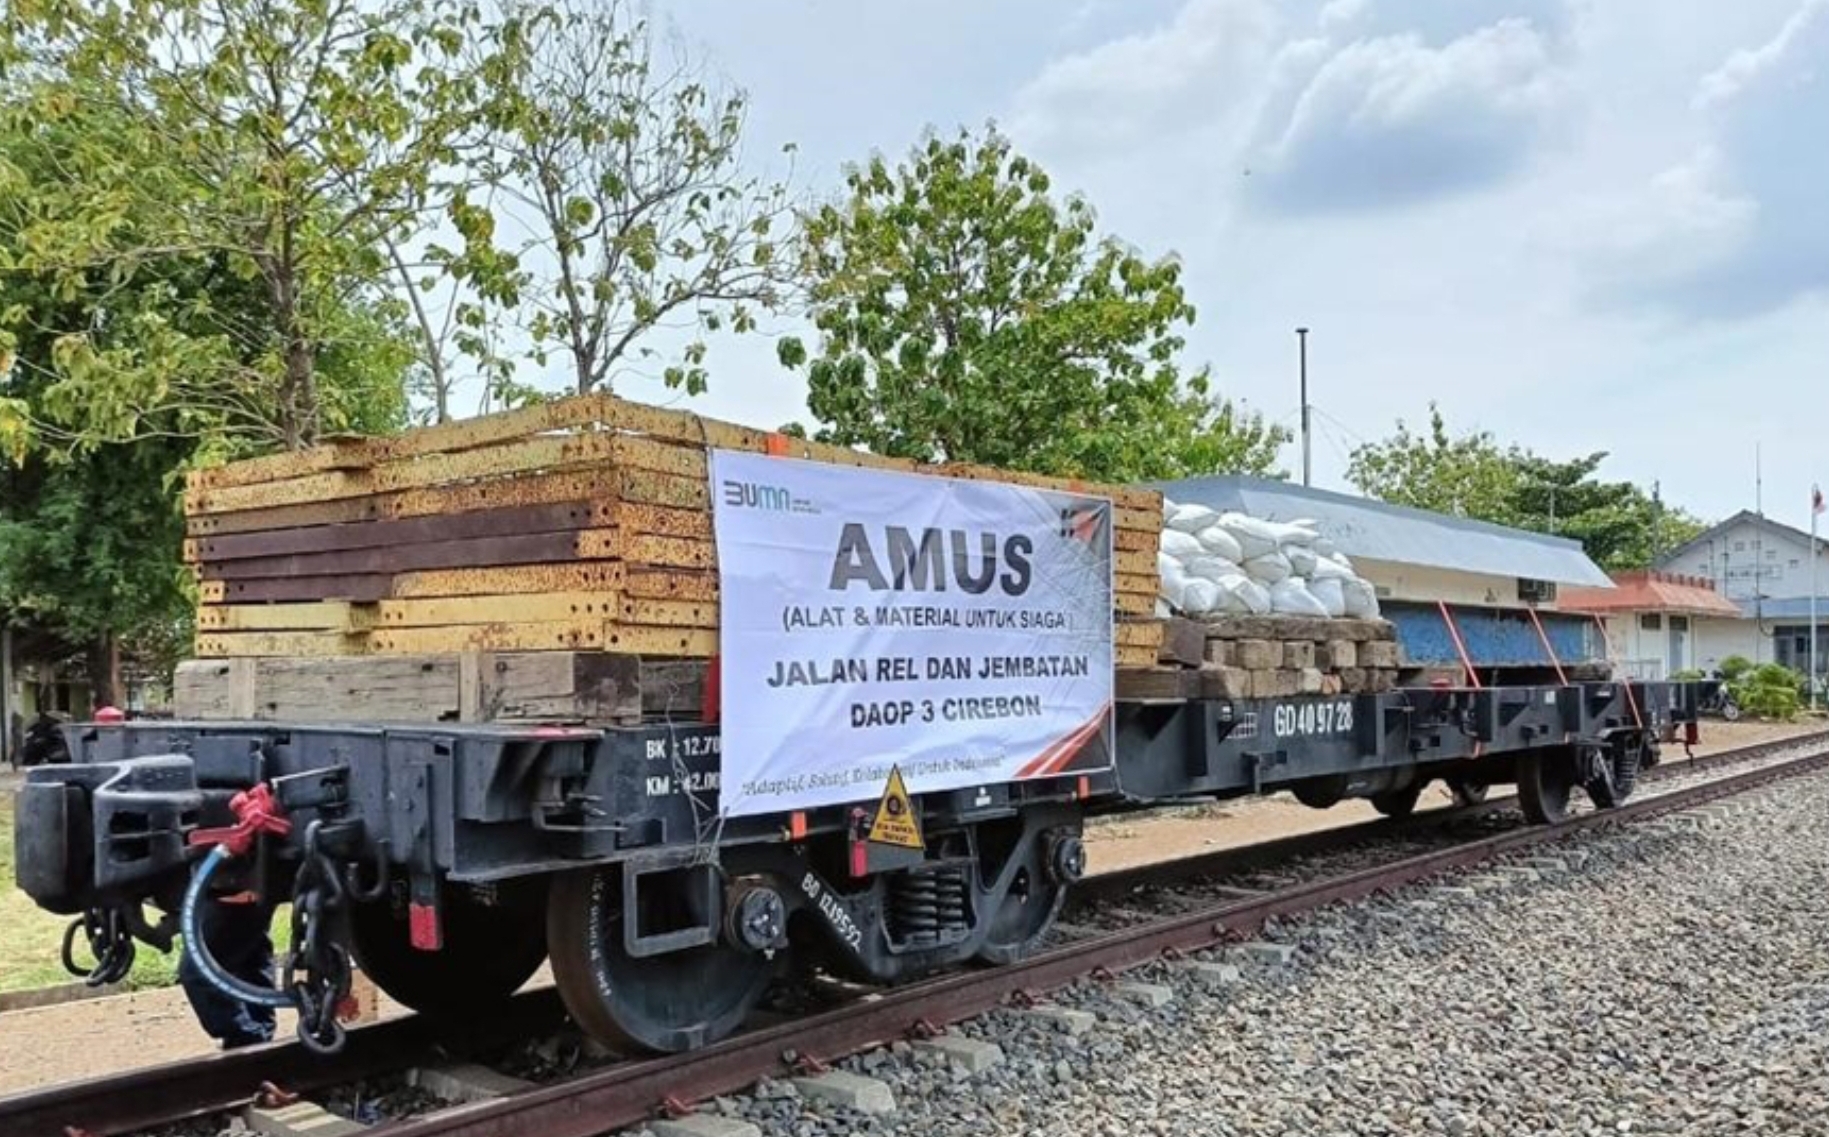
(0, 776, 292, 995)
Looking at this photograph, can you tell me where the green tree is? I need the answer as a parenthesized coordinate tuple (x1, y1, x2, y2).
(0, 100, 413, 703)
(0, 0, 470, 452)
(778, 127, 1286, 482)
(454, 0, 798, 397)
(1346, 404, 1706, 572)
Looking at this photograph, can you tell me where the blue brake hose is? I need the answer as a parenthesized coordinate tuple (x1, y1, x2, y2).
(180, 844, 294, 1010)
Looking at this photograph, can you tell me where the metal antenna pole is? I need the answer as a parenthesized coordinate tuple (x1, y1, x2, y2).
(1296, 327, 1311, 487)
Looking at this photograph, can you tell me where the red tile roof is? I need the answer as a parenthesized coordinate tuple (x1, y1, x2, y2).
(1560, 570, 1742, 617)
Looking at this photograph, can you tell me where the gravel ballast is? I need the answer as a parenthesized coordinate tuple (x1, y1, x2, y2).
(673, 769, 1829, 1137)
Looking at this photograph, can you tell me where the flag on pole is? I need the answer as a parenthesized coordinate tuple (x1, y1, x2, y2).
(1815, 484, 1825, 515)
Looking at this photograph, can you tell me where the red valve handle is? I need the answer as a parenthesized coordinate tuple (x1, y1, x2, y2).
(187, 783, 291, 856)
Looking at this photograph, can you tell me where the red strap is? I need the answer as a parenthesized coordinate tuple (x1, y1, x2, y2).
(1527, 607, 1570, 687)
(1591, 614, 1644, 729)
(1437, 601, 1482, 689)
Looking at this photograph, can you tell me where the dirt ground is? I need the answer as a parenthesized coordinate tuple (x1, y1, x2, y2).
(0, 717, 1818, 1097)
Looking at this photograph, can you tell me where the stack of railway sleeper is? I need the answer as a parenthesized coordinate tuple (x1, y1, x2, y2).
(1118, 613, 1403, 700)
(180, 395, 1167, 724)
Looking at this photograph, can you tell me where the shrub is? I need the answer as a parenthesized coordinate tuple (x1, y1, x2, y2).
(1671, 668, 1705, 681)
(1727, 662, 1806, 721)
(1718, 655, 1756, 682)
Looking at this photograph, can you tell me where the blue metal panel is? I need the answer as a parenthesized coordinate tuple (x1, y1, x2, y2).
(1386, 603, 1598, 667)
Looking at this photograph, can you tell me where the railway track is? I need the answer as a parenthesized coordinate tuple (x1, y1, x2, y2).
(9, 728, 1826, 1137)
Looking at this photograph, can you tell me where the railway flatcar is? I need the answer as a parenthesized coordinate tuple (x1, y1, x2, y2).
(7, 416, 1711, 1057)
(15, 677, 1701, 1056)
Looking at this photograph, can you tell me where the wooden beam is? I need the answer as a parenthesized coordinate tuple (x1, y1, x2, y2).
(392, 563, 624, 599)
(196, 603, 374, 632)
(376, 592, 620, 628)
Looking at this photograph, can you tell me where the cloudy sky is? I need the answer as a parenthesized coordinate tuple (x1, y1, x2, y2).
(607, 0, 1828, 533)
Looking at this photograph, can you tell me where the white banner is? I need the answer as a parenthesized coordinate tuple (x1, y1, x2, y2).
(710, 450, 1114, 818)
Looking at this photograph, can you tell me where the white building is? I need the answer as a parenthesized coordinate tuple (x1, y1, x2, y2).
(1655, 511, 1828, 674)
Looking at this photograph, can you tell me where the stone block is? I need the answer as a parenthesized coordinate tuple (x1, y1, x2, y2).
(1175, 960, 1243, 987)
(1158, 617, 1208, 667)
(913, 1035, 1004, 1074)
(793, 1071, 897, 1115)
(1251, 669, 1298, 698)
(1319, 640, 1357, 670)
(244, 1103, 367, 1137)
(1024, 1006, 1097, 1036)
(1362, 641, 1401, 669)
(1228, 941, 1298, 966)
(652, 1118, 764, 1137)
(1200, 666, 1251, 700)
(1235, 639, 1280, 670)
(1337, 667, 1368, 693)
(1370, 669, 1396, 693)
(410, 1063, 535, 1104)
(1203, 638, 1236, 667)
(1320, 673, 1344, 696)
(1282, 641, 1315, 669)
(1298, 667, 1324, 695)
(1113, 982, 1175, 1008)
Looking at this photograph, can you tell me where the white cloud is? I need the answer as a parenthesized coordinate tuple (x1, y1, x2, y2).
(1244, 19, 1571, 213)
(1572, 0, 1829, 317)
(1695, 0, 1828, 108)
(1008, 0, 1276, 155)
(1011, 1, 1576, 215)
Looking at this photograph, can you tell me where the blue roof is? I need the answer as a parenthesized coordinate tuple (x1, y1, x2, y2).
(1146, 475, 1614, 588)
(1738, 596, 1829, 622)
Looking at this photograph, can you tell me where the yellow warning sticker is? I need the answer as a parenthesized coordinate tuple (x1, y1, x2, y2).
(867, 766, 923, 849)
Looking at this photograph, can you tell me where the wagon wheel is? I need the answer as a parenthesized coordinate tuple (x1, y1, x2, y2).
(1371, 782, 1425, 818)
(547, 867, 776, 1055)
(347, 878, 548, 1017)
(1517, 749, 1577, 825)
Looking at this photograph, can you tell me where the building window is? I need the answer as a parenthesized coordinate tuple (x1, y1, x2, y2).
(1734, 541, 1746, 552)
(1639, 613, 1663, 631)
(1669, 616, 1690, 631)
(1792, 559, 1802, 569)
(1767, 549, 1778, 560)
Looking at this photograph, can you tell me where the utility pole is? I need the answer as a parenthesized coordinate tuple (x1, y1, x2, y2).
(1296, 327, 1311, 487)
(1755, 443, 1765, 665)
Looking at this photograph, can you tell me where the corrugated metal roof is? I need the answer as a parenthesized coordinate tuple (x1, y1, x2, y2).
(1738, 596, 1829, 621)
(1561, 571, 1742, 617)
(1148, 475, 1614, 588)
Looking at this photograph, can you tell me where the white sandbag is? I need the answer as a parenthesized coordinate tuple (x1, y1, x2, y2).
(1179, 578, 1224, 615)
(1342, 577, 1380, 619)
(1183, 554, 1243, 583)
(1165, 502, 1221, 534)
(1216, 573, 1271, 615)
(1243, 551, 1293, 584)
(1160, 530, 1204, 560)
(1314, 536, 1338, 558)
(1328, 551, 1355, 573)
(1308, 576, 1347, 618)
(1194, 524, 1244, 563)
(1310, 554, 1353, 582)
(1155, 597, 1172, 617)
(1262, 519, 1318, 547)
(1158, 558, 1190, 603)
(1270, 577, 1331, 618)
(1286, 545, 1318, 577)
(1218, 512, 1280, 561)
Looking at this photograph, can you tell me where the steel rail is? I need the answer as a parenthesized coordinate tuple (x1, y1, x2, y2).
(6, 727, 1820, 1137)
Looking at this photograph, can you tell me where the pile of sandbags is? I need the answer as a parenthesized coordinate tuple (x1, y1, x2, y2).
(1156, 501, 1380, 621)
